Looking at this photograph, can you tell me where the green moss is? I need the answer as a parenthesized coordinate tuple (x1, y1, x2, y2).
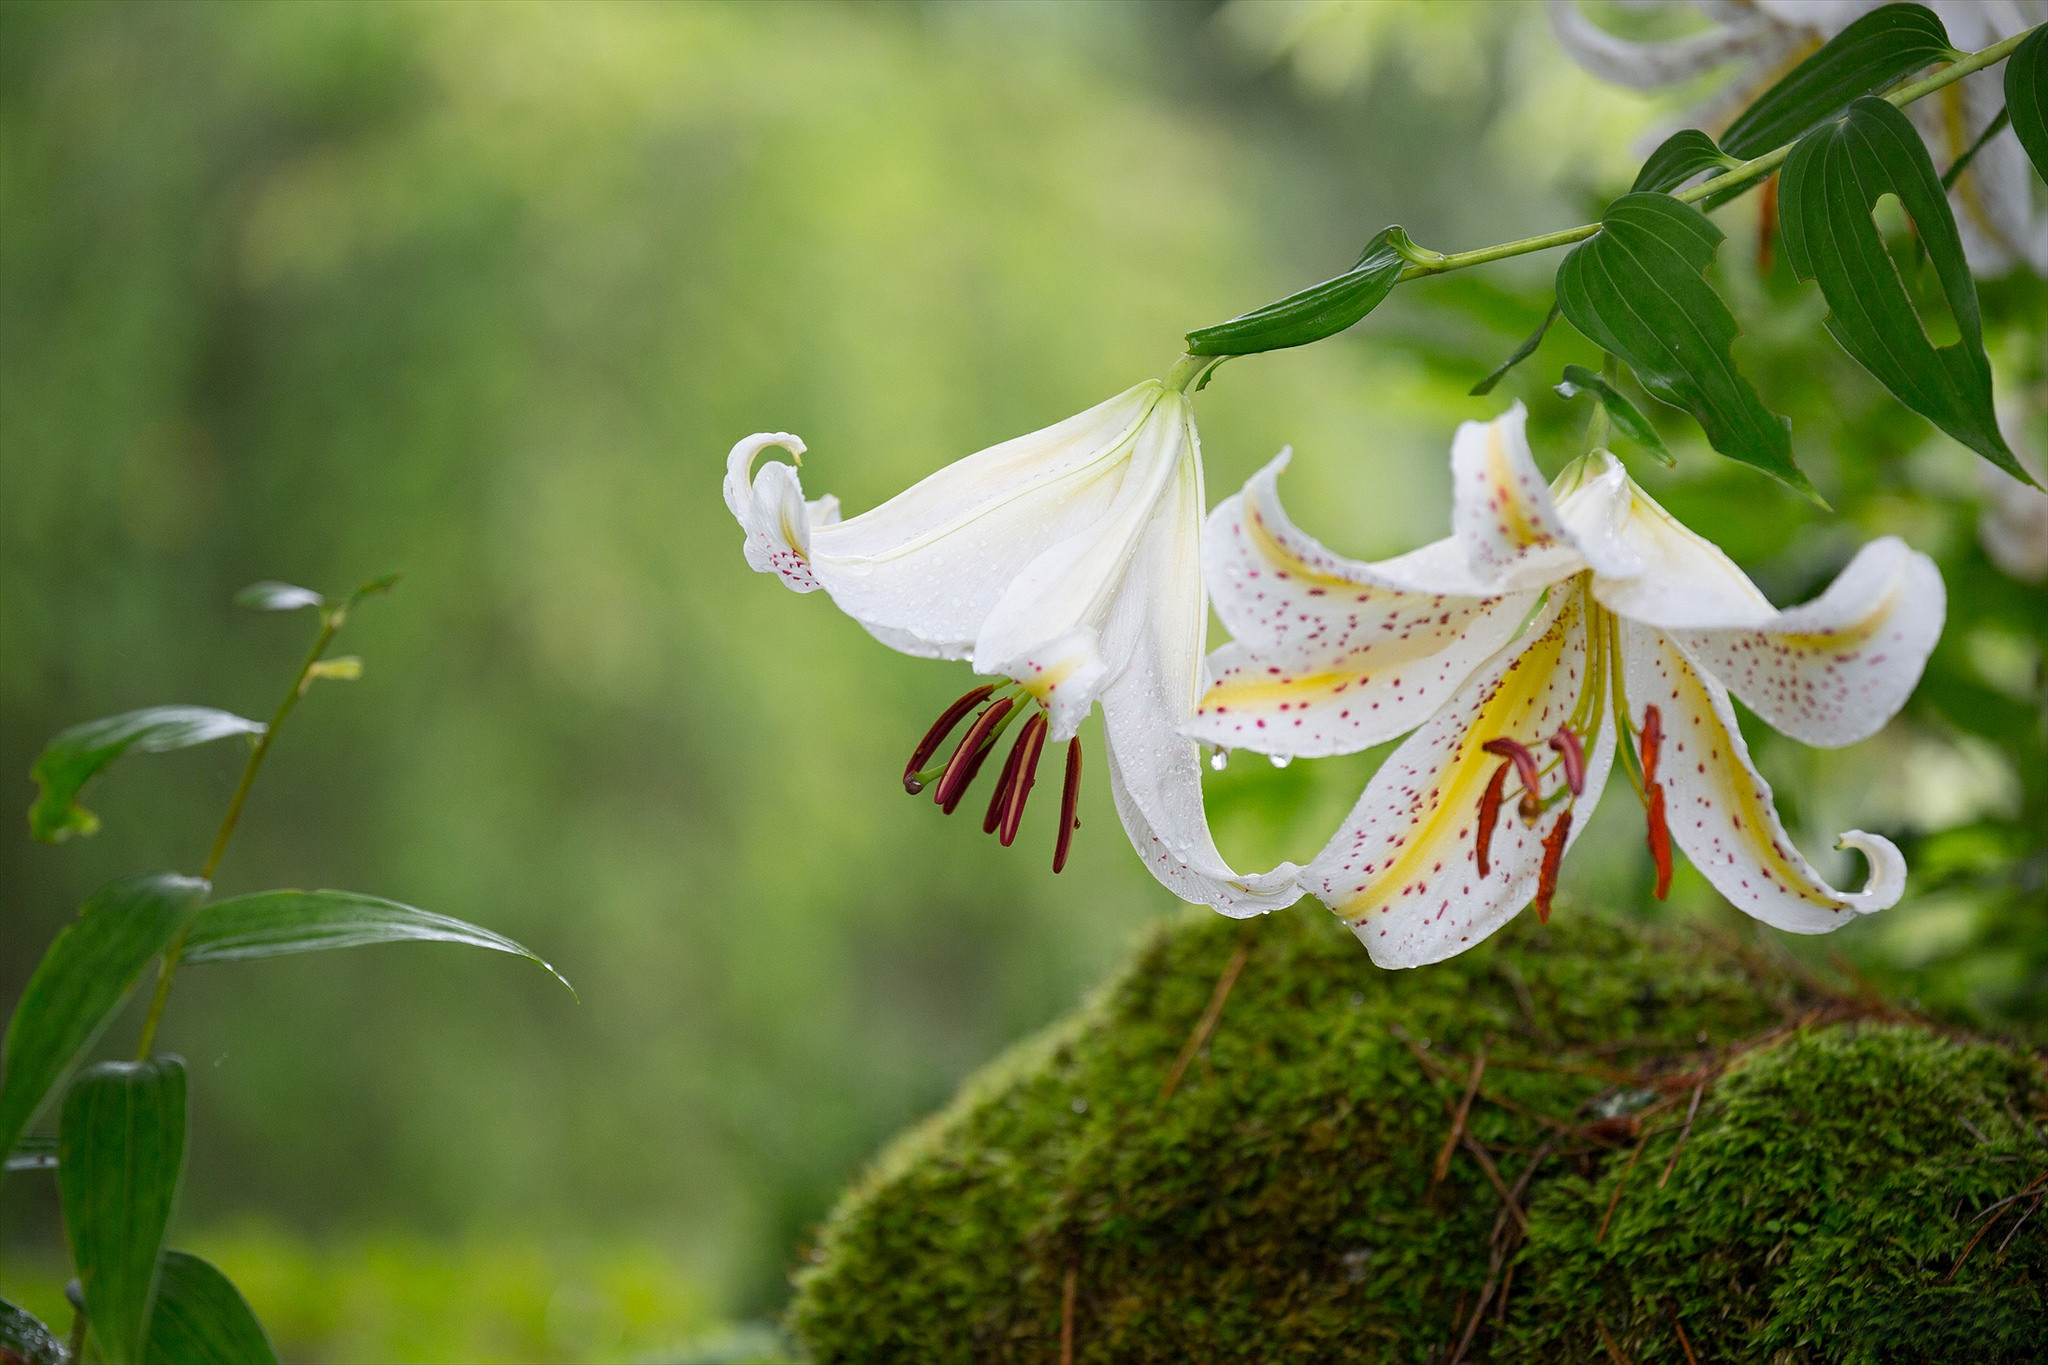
(789, 907, 2047, 1363)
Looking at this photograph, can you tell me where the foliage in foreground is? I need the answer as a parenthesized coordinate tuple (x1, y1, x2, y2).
(792, 906, 2047, 1363)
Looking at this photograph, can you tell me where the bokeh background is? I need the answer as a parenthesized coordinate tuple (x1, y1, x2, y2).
(3, 2, 2042, 1359)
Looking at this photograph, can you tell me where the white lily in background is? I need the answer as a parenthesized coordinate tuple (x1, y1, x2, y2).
(725, 370, 1301, 915)
(1187, 405, 1945, 966)
(1547, 0, 2048, 275)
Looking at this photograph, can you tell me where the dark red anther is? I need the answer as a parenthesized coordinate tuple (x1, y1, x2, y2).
(1534, 809, 1572, 925)
(904, 684, 997, 793)
(1474, 761, 1511, 878)
(934, 695, 1013, 813)
(1548, 727, 1585, 797)
(1053, 738, 1083, 873)
(983, 721, 1031, 834)
(1645, 783, 1673, 902)
(997, 713, 1048, 847)
(1483, 736, 1545, 823)
(1640, 705, 1664, 783)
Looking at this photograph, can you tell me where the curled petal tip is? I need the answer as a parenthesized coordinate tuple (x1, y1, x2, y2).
(1834, 830, 1907, 914)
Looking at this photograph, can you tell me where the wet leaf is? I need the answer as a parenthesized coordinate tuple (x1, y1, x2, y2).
(1780, 96, 2026, 483)
(183, 889, 572, 994)
(1555, 194, 1811, 498)
(0, 874, 207, 1168)
(59, 1058, 187, 1365)
(1555, 365, 1675, 466)
(143, 1251, 279, 1365)
(29, 708, 264, 844)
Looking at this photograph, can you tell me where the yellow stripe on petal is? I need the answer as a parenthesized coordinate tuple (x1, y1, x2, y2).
(1330, 595, 1581, 921)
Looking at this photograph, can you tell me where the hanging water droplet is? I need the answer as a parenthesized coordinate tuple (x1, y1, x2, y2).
(1210, 749, 1230, 771)
(1269, 753, 1293, 769)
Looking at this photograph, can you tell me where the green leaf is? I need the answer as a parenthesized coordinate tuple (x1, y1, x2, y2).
(143, 1251, 279, 1365)
(0, 874, 207, 1168)
(183, 889, 572, 993)
(1718, 3, 1956, 158)
(1779, 96, 2028, 483)
(348, 573, 401, 605)
(1555, 365, 1676, 467)
(1185, 229, 1406, 356)
(1631, 129, 1737, 194)
(29, 708, 265, 844)
(2007, 26, 2048, 183)
(59, 1058, 187, 1365)
(1554, 194, 1813, 499)
(232, 582, 322, 612)
(1469, 303, 1559, 397)
(0, 1298, 67, 1365)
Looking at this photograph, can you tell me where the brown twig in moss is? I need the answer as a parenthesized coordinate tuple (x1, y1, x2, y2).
(1595, 1316, 1635, 1365)
(1659, 1078, 1707, 1189)
(1596, 1132, 1650, 1244)
(1945, 1169, 2047, 1281)
(1434, 1045, 1487, 1186)
(1060, 1264, 1077, 1365)
(1160, 941, 1248, 1100)
(1668, 1302, 1699, 1365)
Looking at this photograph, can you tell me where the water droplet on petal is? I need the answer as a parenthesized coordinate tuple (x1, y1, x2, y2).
(1210, 749, 1230, 771)
(1269, 753, 1293, 769)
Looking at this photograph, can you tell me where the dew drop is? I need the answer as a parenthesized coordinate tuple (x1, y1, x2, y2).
(1210, 749, 1230, 771)
(1269, 753, 1293, 769)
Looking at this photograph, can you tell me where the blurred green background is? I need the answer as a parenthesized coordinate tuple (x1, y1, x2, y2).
(3, 2, 2041, 1359)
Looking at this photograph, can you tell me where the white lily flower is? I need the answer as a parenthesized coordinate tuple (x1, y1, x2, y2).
(725, 376, 1301, 915)
(1187, 405, 1945, 966)
(1547, 0, 2048, 275)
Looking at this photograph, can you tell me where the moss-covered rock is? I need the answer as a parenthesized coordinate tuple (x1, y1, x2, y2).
(789, 907, 2047, 1363)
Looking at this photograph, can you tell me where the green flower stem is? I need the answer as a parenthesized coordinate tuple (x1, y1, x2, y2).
(1391, 25, 2036, 286)
(132, 608, 347, 1060)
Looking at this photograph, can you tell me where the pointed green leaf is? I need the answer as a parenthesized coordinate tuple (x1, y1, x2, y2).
(143, 1251, 279, 1365)
(29, 708, 264, 844)
(0, 1298, 67, 1365)
(1719, 4, 1956, 158)
(59, 1058, 188, 1365)
(0, 874, 207, 1169)
(1555, 365, 1675, 467)
(232, 582, 322, 612)
(1469, 303, 1559, 396)
(1555, 194, 1812, 498)
(1780, 96, 2027, 483)
(1185, 229, 1406, 355)
(1631, 129, 1737, 194)
(183, 890, 572, 993)
(2007, 26, 2048, 183)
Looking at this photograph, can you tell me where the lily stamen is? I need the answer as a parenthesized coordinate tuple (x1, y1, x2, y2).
(1641, 705, 1673, 901)
(983, 717, 1033, 835)
(996, 713, 1049, 847)
(1549, 726, 1586, 797)
(1482, 737, 1546, 822)
(1054, 739, 1082, 873)
(904, 684, 1000, 794)
(1535, 810, 1573, 924)
(1474, 761, 1511, 878)
(933, 695, 1015, 813)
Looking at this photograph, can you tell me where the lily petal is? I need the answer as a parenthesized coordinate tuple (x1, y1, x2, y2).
(1191, 448, 1537, 757)
(1568, 455, 1778, 630)
(1098, 442, 1303, 915)
(805, 383, 1162, 657)
(1544, 0, 1787, 90)
(1675, 536, 1945, 747)
(1451, 404, 1584, 590)
(724, 433, 841, 592)
(970, 393, 1193, 735)
(1305, 589, 1615, 967)
(1624, 624, 1906, 932)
